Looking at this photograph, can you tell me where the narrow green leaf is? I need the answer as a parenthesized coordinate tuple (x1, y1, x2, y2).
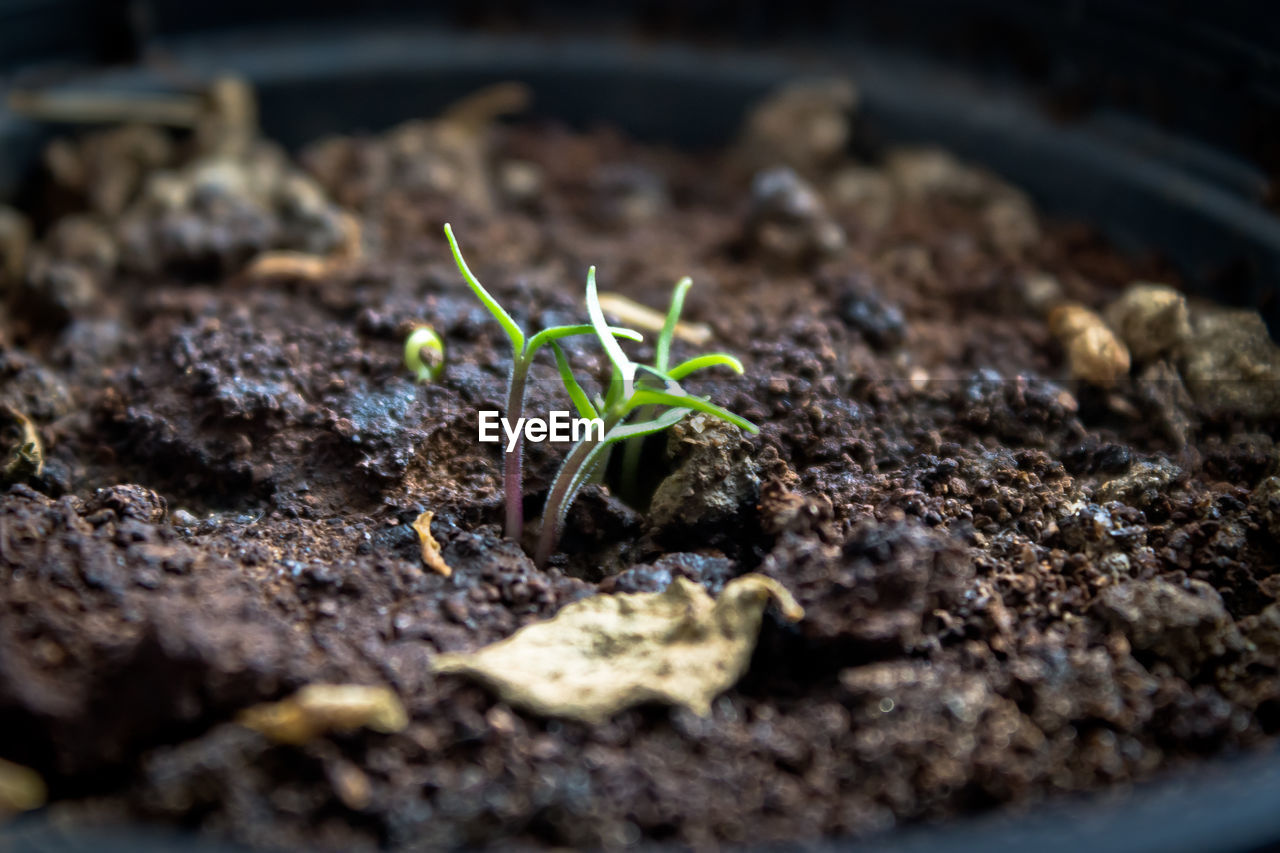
(602, 363, 626, 414)
(626, 389, 758, 434)
(444, 223, 524, 353)
(527, 324, 642, 356)
(656, 277, 692, 373)
(551, 342, 599, 421)
(585, 267, 635, 383)
(601, 408, 693, 445)
(634, 362, 679, 388)
(667, 352, 744, 381)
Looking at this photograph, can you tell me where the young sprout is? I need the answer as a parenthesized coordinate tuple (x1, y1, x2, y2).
(618, 276, 689, 502)
(533, 269, 756, 568)
(404, 325, 446, 382)
(437, 224, 641, 543)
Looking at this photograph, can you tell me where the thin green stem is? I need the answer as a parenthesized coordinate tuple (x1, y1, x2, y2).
(535, 408, 690, 567)
(618, 406, 651, 504)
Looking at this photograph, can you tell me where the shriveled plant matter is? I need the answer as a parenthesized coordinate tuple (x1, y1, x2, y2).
(432, 574, 803, 723)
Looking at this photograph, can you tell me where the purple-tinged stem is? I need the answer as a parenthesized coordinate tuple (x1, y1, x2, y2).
(503, 358, 531, 543)
(533, 432, 602, 568)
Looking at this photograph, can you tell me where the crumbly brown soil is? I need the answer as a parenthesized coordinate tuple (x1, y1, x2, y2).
(2, 108, 1280, 851)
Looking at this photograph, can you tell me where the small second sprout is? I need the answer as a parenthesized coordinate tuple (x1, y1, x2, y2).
(404, 325, 445, 382)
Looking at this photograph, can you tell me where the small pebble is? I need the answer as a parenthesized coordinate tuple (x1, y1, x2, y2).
(1048, 302, 1131, 386)
(835, 276, 906, 350)
(1104, 283, 1190, 362)
(1180, 306, 1280, 418)
(745, 166, 845, 266)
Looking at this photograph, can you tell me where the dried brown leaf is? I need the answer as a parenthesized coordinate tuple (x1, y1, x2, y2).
(432, 574, 803, 724)
(597, 292, 712, 345)
(2, 406, 43, 482)
(1049, 302, 1131, 386)
(243, 250, 334, 281)
(412, 510, 452, 577)
(0, 757, 46, 815)
(237, 684, 408, 746)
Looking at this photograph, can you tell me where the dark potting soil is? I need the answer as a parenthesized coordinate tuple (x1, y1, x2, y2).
(2, 87, 1280, 850)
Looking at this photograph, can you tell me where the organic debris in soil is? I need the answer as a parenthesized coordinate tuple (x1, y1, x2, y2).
(0, 757, 46, 815)
(412, 510, 453, 577)
(1, 406, 44, 484)
(236, 684, 409, 746)
(433, 574, 804, 723)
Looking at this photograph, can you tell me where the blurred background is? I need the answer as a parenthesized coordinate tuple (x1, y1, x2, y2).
(4, 0, 1280, 326)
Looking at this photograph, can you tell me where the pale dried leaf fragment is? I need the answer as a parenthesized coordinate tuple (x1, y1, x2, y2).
(243, 250, 332, 280)
(432, 574, 804, 724)
(597, 292, 711, 345)
(2, 406, 44, 483)
(439, 82, 532, 133)
(412, 510, 453, 577)
(243, 211, 362, 281)
(237, 684, 408, 746)
(0, 205, 32, 282)
(0, 757, 47, 815)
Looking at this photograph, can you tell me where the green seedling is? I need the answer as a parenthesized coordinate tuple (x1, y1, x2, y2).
(404, 325, 446, 382)
(439, 224, 641, 543)
(532, 269, 756, 568)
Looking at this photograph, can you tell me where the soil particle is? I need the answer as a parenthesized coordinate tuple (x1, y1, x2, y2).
(648, 415, 762, 534)
(1091, 578, 1244, 679)
(764, 515, 973, 654)
(886, 148, 995, 201)
(590, 163, 670, 228)
(1017, 271, 1065, 317)
(833, 273, 906, 351)
(1181, 306, 1280, 419)
(953, 370, 1082, 447)
(1253, 476, 1280, 542)
(42, 124, 176, 218)
(743, 166, 845, 266)
(1104, 282, 1190, 363)
(1242, 603, 1280, 662)
(1133, 359, 1196, 448)
(600, 552, 740, 596)
(734, 78, 857, 178)
(1094, 457, 1183, 510)
(1049, 502, 1147, 560)
(116, 146, 349, 280)
(828, 165, 895, 231)
(18, 253, 101, 329)
(1048, 302, 1131, 386)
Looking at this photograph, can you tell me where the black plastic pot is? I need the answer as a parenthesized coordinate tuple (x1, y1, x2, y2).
(2, 5, 1280, 852)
